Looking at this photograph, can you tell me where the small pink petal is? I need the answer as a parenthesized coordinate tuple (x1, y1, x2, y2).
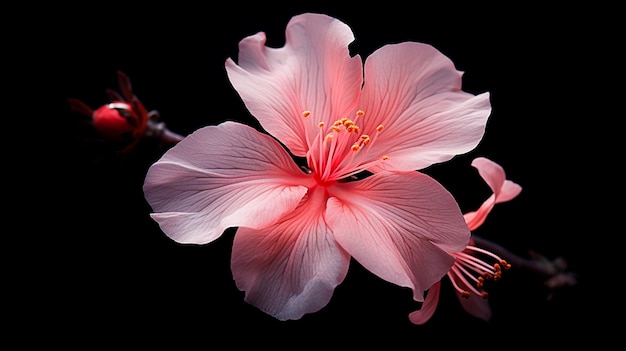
(408, 281, 442, 325)
(464, 157, 522, 230)
(225, 13, 363, 157)
(359, 42, 491, 172)
(143, 122, 312, 244)
(231, 187, 350, 320)
(455, 281, 492, 321)
(327, 171, 470, 301)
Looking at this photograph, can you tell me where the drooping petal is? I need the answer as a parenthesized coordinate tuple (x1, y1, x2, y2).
(143, 121, 312, 244)
(327, 171, 470, 302)
(231, 186, 350, 320)
(464, 157, 522, 230)
(358, 42, 491, 172)
(408, 281, 442, 325)
(454, 279, 492, 321)
(225, 13, 363, 157)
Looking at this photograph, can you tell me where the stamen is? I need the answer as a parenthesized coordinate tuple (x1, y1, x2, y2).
(305, 109, 390, 184)
(448, 244, 511, 299)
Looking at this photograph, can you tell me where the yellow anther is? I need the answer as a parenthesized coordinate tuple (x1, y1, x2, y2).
(318, 122, 325, 128)
(481, 292, 489, 299)
(303, 111, 311, 118)
(376, 124, 384, 132)
(351, 144, 360, 151)
(332, 126, 341, 133)
(360, 134, 369, 140)
(325, 134, 334, 142)
(501, 260, 511, 270)
(356, 110, 364, 116)
(382, 155, 389, 160)
(461, 291, 471, 298)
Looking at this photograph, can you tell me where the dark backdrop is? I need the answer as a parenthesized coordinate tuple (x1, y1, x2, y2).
(21, 2, 612, 348)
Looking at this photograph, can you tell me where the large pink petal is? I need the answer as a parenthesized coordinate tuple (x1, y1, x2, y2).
(225, 13, 363, 157)
(231, 186, 350, 320)
(143, 122, 312, 244)
(464, 157, 522, 230)
(408, 281, 442, 325)
(358, 42, 491, 172)
(327, 171, 470, 301)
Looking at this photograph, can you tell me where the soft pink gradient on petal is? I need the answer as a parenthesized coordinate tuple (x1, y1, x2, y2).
(463, 157, 522, 230)
(358, 42, 491, 172)
(143, 122, 312, 244)
(408, 281, 441, 325)
(327, 171, 470, 301)
(455, 286, 492, 321)
(225, 13, 363, 157)
(231, 186, 350, 320)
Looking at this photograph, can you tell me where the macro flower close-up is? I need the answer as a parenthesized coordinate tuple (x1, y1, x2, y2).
(143, 12, 492, 321)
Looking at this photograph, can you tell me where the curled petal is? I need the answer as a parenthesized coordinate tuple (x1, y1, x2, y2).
(143, 122, 311, 244)
(231, 187, 350, 320)
(225, 12, 363, 157)
(359, 42, 491, 171)
(408, 281, 442, 325)
(464, 157, 522, 230)
(327, 171, 470, 301)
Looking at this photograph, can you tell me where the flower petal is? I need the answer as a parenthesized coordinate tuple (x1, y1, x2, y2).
(327, 171, 470, 301)
(464, 157, 522, 230)
(143, 121, 311, 244)
(231, 187, 350, 320)
(408, 281, 442, 325)
(455, 281, 492, 321)
(359, 42, 491, 171)
(225, 13, 363, 157)
(472, 157, 522, 203)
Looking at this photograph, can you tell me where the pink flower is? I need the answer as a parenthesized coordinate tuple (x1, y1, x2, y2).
(143, 13, 492, 320)
(409, 157, 522, 325)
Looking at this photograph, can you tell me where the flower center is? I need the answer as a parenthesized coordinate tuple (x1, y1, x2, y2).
(448, 245, 511, 299)
(304, 110, 388, 186)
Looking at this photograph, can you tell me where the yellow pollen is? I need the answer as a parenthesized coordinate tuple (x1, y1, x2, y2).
(325, 134, 334, 142)
(303, 111, 311, 118)
(343, 119, 354, 127)
(351, 144, 360, 151)
(356, 110, 364, 116)
(332, 126, 341, 133)
(376, 124, 384, 132)
(318, 122, 325, 128)
(382, 155, 389, 160)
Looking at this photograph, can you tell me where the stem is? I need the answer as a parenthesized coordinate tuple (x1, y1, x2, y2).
(471, 235, 553, 278)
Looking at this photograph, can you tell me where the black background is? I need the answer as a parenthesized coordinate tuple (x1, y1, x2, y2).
(18, 2, 614, 348)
